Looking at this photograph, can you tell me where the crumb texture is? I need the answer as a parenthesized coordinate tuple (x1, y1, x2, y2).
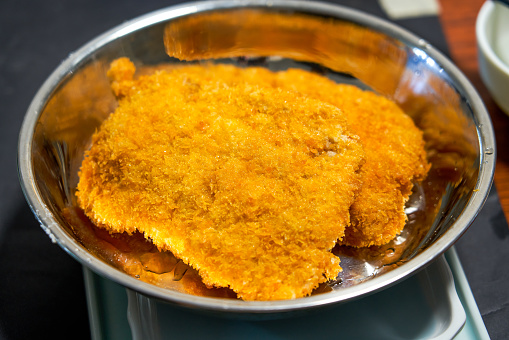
(77, 58, 367, 300)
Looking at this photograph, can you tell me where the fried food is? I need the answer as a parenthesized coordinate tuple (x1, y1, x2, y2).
(76, 58, 365, 300)
(172, 64, 430, 247)
(269, 70, 430, 247)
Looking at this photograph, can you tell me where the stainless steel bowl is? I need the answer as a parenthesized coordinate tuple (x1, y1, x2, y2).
(18, 0, 495, 317)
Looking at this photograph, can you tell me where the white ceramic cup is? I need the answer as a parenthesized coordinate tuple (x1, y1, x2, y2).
(477, 0, 509, 115)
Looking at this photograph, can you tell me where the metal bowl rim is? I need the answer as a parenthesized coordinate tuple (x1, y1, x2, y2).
(17, 0, 496, 314)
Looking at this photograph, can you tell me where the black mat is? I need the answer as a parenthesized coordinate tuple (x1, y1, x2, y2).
(1, 0, 508, 339)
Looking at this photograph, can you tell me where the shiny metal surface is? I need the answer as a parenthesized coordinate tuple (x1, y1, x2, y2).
(18, 0, 495, 316)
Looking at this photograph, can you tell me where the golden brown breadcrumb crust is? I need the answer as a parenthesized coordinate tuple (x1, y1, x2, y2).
(270, 69, 430, 247)
(160, 63, 430, 247)
(77, 58, 365, 300)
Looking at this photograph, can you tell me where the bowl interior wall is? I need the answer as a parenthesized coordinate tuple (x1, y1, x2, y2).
(27, 6, 481, 306)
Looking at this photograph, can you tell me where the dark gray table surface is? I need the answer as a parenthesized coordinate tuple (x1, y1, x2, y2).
(1, 0, 508, 339)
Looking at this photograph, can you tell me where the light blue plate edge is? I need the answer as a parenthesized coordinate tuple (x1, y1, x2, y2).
(446, 247, 491, 340)
(82, 246, 491, 340)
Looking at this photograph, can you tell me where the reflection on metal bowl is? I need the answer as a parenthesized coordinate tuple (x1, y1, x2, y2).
(18, 0, 494, 317)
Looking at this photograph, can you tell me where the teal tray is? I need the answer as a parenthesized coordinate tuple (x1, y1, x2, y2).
(84, 247, 490, 340)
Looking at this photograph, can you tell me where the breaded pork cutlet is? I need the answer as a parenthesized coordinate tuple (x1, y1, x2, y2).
(76, 58, 365, 300)
(270, 69, 430, 247)
(177, 64, 430, 247)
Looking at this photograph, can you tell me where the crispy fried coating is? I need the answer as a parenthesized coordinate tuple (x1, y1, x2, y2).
(267, 69, 430, 247)
(172, 64, 430, 247)
(77, 58, 365, 300)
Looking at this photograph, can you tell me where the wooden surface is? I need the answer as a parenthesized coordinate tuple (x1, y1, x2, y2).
(439, 0, 509, 222)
